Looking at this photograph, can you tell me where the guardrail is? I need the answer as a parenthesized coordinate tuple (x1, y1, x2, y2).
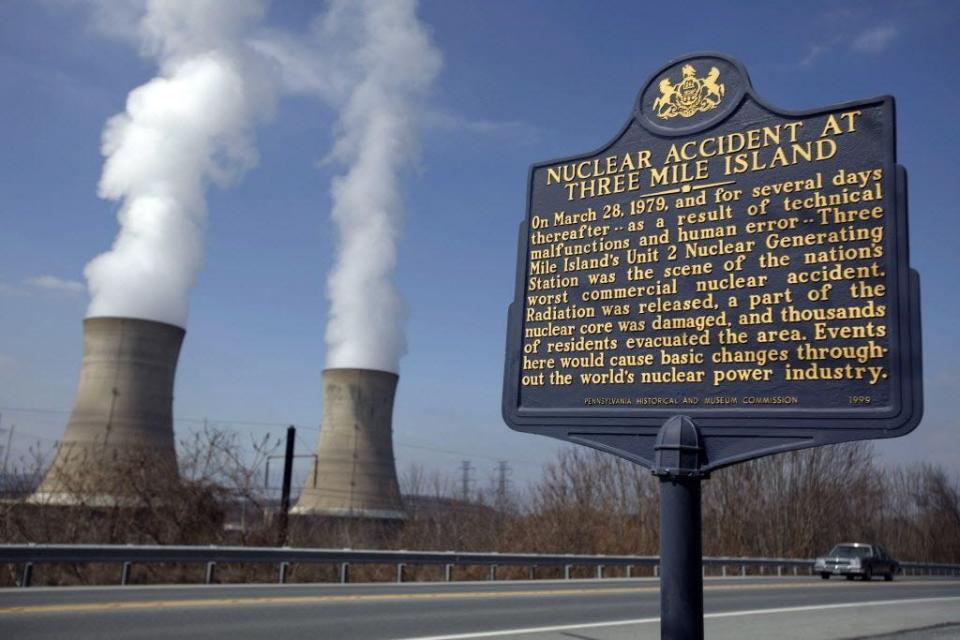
(1, 544, 958, 587)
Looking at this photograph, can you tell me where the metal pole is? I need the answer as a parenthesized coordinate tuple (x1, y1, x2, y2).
(654, 416, 705, 640)
(121, 562, 132, 586)
(658, 475, 704, 640)
(278, 426, 296, 544)
(278, 562, 289, 584)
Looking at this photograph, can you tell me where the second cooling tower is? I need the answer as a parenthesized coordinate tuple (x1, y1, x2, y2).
(292, 368, 406, 519)
(29, 317, 183, 506)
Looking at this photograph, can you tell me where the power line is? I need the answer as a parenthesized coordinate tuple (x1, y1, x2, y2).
(0, 406, 320, 431)
(9, 431, 59, 444)
(0, 407, 543, 470)
(393, 434, 539, 467)
(0, 407, 67, 416)
(295, 432, 314, 453)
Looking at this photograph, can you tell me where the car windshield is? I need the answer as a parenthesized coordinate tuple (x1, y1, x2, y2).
(828, 545, 872, 558)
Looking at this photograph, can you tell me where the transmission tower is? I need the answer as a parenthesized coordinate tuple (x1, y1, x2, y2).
(496, 460, 511, 501)
(460, 460, 474, 501)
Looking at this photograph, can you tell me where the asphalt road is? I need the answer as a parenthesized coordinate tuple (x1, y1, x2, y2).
(1, 576, 958, 639)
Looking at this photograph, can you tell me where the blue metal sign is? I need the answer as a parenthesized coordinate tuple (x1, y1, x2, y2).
(502, 53, 922, 471)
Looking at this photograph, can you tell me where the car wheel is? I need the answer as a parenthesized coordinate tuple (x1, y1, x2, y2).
(821, 573, 830, 580)
(862, 569, 873, 581)
(884, 572, 893, 582)
(845, 575, 854, 580)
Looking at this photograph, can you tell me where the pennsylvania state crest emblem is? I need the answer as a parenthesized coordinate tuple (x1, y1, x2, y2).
(652, 64, 725, 120)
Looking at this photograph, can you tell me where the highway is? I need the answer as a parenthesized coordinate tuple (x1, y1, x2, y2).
(1, 576, 958, 639)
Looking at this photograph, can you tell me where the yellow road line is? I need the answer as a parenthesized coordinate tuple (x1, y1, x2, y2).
(0, 580, 955, 616)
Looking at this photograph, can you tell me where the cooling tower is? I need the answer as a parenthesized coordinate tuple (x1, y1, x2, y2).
(292, 368, 406, 519)
(29, 317, 184, 506)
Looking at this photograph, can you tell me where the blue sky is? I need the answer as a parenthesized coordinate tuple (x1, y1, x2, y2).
(1, 0, 958, 490)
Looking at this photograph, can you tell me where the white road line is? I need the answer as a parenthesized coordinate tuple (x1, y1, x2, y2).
(396, 596, 960, 640)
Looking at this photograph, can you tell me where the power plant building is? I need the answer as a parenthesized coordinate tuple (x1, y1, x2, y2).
(292, 368, 406, 520)
(29, 317, 183, 506)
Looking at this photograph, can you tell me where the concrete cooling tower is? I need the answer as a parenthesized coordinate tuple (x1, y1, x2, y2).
(292, 368, 406, 520)
(29, 317, 184, 506)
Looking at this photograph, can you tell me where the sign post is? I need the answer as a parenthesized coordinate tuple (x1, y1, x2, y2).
(654, 416, 705, 638)
(503, 53, 922, 639)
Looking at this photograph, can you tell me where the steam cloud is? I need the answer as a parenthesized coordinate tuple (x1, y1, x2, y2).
(83, 0, 439, 370)
(323, 0, 440, 373)
(257, 0, 440, 373)
(85, 0, 275, 327)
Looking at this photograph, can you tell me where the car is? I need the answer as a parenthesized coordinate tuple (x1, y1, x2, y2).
(814, 543, 899, 581)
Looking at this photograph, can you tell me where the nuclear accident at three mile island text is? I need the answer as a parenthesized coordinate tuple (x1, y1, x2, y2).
(518, 105, 902, 412)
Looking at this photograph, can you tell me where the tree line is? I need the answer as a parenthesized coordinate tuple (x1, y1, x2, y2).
(1, 430, 957, 585)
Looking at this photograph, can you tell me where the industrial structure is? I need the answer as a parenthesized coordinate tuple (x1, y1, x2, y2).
(28, 317, 184, 506)
(292, 368, 406, 519)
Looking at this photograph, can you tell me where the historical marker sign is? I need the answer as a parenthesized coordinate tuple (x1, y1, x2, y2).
(503, 53, 922, 471)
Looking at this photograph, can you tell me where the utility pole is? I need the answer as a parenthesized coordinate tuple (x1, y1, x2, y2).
(277, 425, 296, 545)
(460, 460, 473, 501)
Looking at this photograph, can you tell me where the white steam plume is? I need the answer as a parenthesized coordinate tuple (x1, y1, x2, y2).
(85, 0, 276, 327)
(317, 0, 441, 373)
